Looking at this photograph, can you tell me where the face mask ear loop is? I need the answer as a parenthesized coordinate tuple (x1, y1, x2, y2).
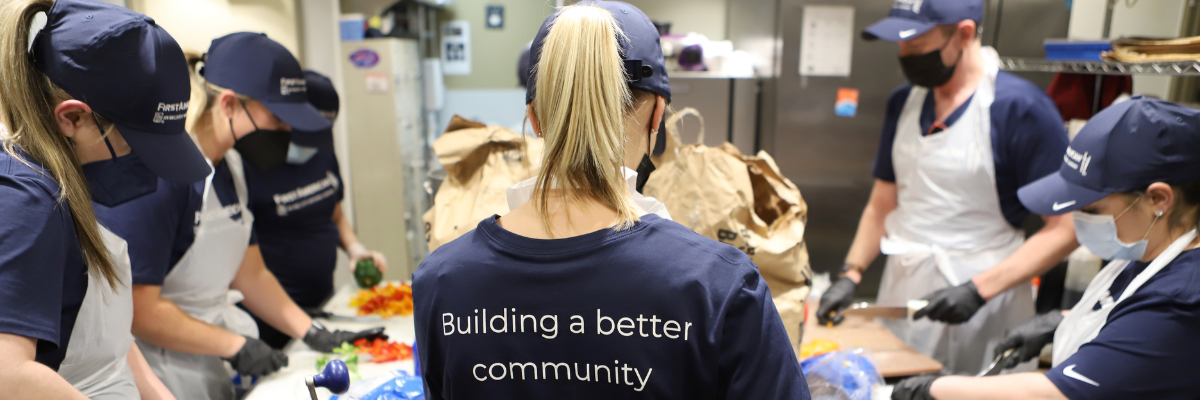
(102, 137, 117, 159)
(1115, 195, 1144, 221)
(647, 101, 659, 157)
(92, 113, 116, 159)
(238, 100, 261, 131)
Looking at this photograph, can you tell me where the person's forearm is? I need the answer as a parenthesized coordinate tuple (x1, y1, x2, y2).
(333, 203, 362, 251)
(972, 215, 1078, 300)
(0, 334, 89, 400)
(232, 245, 313, 338)
(844, 202, 888, 282)
(131, 286, 246, 358)
(930, 374, 1067, 400)
(126, 344, 176, 400)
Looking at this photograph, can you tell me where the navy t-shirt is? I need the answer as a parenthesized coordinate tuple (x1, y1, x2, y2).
(0, 147, 88, 370)
(1046, 248, 1200, 400)
(244, 148, 343, 307)
(414, 215, 809, 400)
(95, 160, 255, 286)
(873, 72, 1069, 227)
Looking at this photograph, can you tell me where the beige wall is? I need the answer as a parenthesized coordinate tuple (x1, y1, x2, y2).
(131, 0, 301, 58)
(435, 0, 556, 89)
(623, 0, 727, 40)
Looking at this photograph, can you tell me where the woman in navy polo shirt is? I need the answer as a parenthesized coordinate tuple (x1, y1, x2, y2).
(92, 32, 383, 400)
(244, 70, 387, 349)
(892, 97, 1200, 400)
(413, 3, 808, 399)
(0, 0, 202, 398)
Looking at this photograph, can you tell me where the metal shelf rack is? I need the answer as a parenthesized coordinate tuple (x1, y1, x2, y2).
(998, 57, 1200, 76)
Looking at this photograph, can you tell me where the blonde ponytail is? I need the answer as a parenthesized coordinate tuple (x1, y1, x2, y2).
(0, 0, 118, 289)
(531, 4, 640, 237)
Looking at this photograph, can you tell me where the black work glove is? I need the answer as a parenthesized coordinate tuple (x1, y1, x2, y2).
(913, 281, 986, 324)
(302, 307, 333, 319)
(225, 336, 288, 376)
(891, 373, 942, 400)
(816, 276, 858, 325)
(994, 311, 1064, 369)
(302, 321, 388, 352)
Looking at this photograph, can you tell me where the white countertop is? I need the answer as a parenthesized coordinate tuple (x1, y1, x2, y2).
(244, 283, 417, 400)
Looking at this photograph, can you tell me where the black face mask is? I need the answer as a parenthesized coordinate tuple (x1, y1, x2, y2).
(634, 105, 664, 194)
(898, 33, 961, 88)
(82, 136, 159, 207)
(231, 101, 291, 170)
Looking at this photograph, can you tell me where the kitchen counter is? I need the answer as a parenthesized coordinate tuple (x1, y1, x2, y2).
(803, 303, 944, 377)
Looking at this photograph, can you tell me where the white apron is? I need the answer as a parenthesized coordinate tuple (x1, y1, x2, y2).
(137, 151, 258, 400)
(506, 167, 672, 220)
(877, 47, 1035, 375)
(1052, 229, 1199, 366)
(58, 226, 139, 399)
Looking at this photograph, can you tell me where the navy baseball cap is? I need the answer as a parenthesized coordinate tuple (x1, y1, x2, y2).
(202, 32, 332, 133)
(1019, 96, 1200, 216)
(863, 0, 983, 42)
(526, 1, 670, 104)
(295, 70, 338, 149)
(304, 70, 339, 121)
(32, 0, 210, 183)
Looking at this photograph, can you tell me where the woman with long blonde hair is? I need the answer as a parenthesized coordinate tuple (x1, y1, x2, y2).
(0, 0, 205, 398)
(413, 2, 809, 399)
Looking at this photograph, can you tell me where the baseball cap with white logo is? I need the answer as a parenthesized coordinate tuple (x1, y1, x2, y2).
(862, 0, 983, 42)
(1019, 96, 1200, 215)
(33, 0, 210, 183)
(202, 32, 332, 133)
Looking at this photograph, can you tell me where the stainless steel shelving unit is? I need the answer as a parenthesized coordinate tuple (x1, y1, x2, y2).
(999, 57, 1200, 76)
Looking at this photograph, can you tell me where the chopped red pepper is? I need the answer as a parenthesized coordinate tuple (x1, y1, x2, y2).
(354, 338, 413, 363)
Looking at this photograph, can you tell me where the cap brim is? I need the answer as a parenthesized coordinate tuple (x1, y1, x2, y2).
(862, 17, 937, 42)
(1018, 172, 1113, 216)
(261, 100, 334, 132)
(116, 123, 212, 183)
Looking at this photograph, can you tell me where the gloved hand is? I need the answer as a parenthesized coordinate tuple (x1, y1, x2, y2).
(302, 307, 333, 319)
(225, 336, 288, 376)
(891, 373, 942, 400)
(994, 311, 1065, 369)
(303, 321, 387, 352)
(816, 276, 858, 325)
(348, 242, 389, 274)
(913, 281, 986, 324)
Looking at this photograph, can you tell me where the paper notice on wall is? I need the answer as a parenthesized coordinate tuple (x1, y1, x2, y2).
(799, 5, 855, 77)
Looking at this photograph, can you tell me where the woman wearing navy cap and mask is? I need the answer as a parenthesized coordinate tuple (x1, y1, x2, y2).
(892, 97, 1200, 400)
(244, 70, 388, 349)
(0, 0, 201, 398)
(91, 32, 383, 400)
(413, 3, 808, 399)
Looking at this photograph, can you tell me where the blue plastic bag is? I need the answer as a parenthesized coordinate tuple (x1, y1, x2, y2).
(331, 370, 424, 400)
(801, 350, 882, 400)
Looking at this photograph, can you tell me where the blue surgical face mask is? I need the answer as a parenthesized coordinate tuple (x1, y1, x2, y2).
(286, 142, 319, 164)
(1072, 196, 1159, 261)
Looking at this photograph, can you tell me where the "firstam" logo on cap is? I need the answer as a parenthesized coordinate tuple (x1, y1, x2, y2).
(153, 101, 189, 124)
(1064, 147, 1093, 176)
(280, 77, 307, 96)
(892, 0, 923, 13)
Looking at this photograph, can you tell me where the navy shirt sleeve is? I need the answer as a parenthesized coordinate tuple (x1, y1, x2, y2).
(95, 178, 192, 286)
(1046, 302, 1200, 399)
(990, 72, 1069, 225)
(719, 264, 809, 398)
(0, 173, 68, 350)
(872, 85, 913, 182)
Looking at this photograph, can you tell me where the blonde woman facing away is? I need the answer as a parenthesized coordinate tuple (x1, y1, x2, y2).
(0, 0, 205, 398)
(413, 3, 811, 399)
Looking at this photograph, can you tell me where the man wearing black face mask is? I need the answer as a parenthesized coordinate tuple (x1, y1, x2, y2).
(816, 0, 1078, 375)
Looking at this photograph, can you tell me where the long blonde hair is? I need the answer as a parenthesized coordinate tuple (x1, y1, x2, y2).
(0, 0, 118, 289)
(531, 4, 642, 236)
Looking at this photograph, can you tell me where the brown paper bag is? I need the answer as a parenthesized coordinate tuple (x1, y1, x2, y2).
(423, 115, 543, 251)
(644, 108, 812, 298)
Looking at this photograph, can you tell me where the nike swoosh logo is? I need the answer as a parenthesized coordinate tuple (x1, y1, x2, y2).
(1053, 200, 1077, 211)
(1064, 365, 1099, 387)
(899, 29, 918, 39)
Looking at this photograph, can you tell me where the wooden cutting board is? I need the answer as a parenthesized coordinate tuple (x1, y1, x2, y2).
(802, 303, 943, 377)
